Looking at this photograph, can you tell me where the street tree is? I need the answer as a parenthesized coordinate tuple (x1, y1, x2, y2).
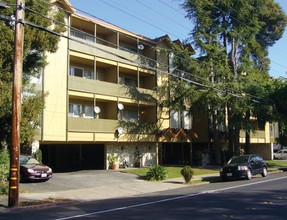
(0, 0, 65, 151)
(174, 0, 287, 163)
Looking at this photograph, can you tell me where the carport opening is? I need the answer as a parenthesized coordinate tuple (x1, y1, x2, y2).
(41, 144, 105, 172)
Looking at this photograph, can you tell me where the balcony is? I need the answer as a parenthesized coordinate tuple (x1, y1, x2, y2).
(69, 20, 156, 69)
(96, 24, 117, 48)
(97, 60, 117, 83)
(68, 117, 118, 133)
(70, 15, 95, 41)
(68, 76, 126, 98)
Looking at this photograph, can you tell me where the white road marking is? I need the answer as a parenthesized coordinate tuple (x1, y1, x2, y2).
(57, 175, 287, 220)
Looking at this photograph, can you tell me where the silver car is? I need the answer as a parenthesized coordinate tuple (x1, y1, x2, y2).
(273, 149, 287, 160)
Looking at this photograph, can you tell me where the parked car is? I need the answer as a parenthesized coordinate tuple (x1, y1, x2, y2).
(20, 155, 52, 182)
(273, 149, 287, 160)
(220, 154, 267, 181)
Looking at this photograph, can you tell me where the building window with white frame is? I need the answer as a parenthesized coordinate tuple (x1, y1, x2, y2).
(69, 103, 94, 118)
(70, 29, 94, 42)
(70, 66, 94, 79)
(170, 110, 192, 129)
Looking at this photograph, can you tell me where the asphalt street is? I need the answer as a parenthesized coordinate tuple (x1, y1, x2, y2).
(0, 172, 286, 219)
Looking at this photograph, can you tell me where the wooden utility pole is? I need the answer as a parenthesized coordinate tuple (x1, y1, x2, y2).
(9, 0, 24, 208)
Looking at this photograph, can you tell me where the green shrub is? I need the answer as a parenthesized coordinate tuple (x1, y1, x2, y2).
(146, 165, 167, 181)
(181, 166, 194, 183)
(0, 148, 10, 195)
(0, 182, 9, 195)
(34, 149, 42, 163)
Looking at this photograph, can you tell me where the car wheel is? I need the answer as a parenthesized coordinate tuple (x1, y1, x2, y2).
(246, 169, 252, 180)
(261, 167, 268, 177)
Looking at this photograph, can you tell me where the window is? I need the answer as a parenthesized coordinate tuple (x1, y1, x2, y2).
(124, 110, 138, 122)
(69, 104, 81, 117)
(70, 66, 94, 79)
(69, 103, 94, 118)
(84, 105, 94, 118)
(168, 52, 174, 73)
(119, 77, 137, 87)
(170, 110, 192, 129)
(70, 67, 84, 77)
(182, 111, 192, 129)
(170, 110, 179, 128)
(71, 30, 84, 39)
(85, 69, 94, 79)
(70, 30, 94, 42)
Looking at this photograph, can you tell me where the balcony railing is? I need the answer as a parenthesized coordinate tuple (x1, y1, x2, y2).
(68, 76, 155, 100)
(68, 117, 118, 133)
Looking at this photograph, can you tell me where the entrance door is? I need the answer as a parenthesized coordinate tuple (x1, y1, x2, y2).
(161, 143, 191, 165)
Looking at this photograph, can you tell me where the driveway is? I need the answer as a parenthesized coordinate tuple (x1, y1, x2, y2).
(20, 170, 140, 194)
(16, 169, 195, 203)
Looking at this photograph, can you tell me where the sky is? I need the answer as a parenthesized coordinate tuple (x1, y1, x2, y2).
(69, 0, 287, 79)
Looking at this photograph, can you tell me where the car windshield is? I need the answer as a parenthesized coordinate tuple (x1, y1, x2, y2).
(20, 156, 40, 165)
(228, 156, 249, 164)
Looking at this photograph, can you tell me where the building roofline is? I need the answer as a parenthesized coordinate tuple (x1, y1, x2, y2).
(54, 0, 75, 13)
(72, 13, 155, 44)
(154, 35, 195, 54)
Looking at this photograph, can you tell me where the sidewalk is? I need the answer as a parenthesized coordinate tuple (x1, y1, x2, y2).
(0, 173, 217, 212)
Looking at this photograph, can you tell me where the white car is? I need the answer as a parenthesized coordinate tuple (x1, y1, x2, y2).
(273, 149, 287, 160)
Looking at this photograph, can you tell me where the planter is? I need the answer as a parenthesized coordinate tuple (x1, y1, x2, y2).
(111, 164, 117, 170)
(108, 154, 118, 170)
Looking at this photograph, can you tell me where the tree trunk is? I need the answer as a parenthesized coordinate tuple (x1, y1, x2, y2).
(245, 110, 251, 154)
(234, 122, 241, 155)
(212, 112, 221, 165)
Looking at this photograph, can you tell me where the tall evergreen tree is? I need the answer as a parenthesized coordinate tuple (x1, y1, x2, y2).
(176, 0, 287, 163)
(0, 0, 65, 150)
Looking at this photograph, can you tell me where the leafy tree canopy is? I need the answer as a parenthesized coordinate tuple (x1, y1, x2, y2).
(0, 0, 66, 149)
(166, 0, 287, 160)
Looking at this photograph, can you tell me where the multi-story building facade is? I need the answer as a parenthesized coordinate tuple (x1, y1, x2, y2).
(34, 0, 193, 171)
(35, 0, 275, 171)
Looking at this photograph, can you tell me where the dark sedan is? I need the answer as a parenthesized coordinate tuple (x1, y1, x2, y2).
(220, 154, 268, 181)
(20, 155, 53, 182)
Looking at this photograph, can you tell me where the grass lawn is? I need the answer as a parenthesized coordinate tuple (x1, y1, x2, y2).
(123, 160, 287, 180)
(122, 166, 219, 179)
(266, 160, 287, 168)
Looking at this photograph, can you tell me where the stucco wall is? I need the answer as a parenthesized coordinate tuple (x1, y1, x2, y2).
(42, 24, 69, 141)
(106, 142, 157, 169)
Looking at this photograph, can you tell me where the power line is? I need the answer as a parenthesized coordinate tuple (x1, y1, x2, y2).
(57, 0, 287, 76)
(135, 0, 190, 32)
(22, 14, 260, 103)
(158, 0, 186, 16)
(21, 1, 264, 102)
(27, 2, 246, 94)
(98, 0, 183, 40)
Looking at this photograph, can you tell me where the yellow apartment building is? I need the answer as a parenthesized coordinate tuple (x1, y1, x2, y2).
(34, 0, 276, 171)
(35, 0, 192, 171)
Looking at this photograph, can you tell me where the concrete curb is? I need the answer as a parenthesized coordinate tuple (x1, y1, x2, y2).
(0, 174, 218, 212)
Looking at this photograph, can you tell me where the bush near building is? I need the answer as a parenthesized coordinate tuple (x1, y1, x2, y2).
(181, 166, 194, 183)
(0, 148, 10, 195)
(146, 165, 167, 181)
